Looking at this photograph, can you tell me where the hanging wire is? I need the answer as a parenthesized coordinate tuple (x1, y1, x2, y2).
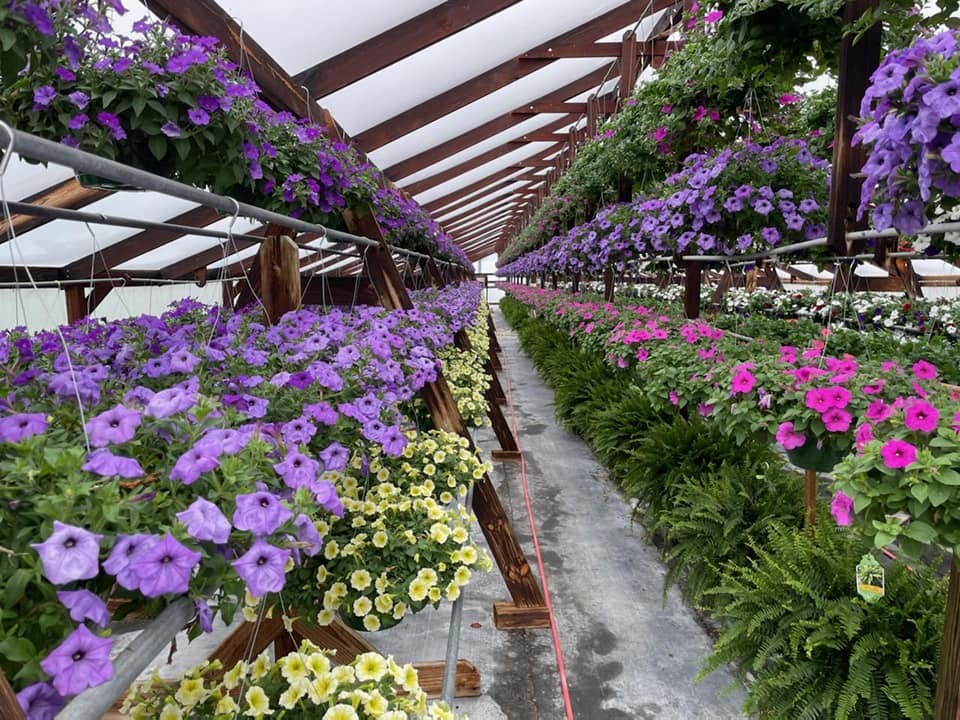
(0, 125, 92, 452)
(83, 220, 134, 319)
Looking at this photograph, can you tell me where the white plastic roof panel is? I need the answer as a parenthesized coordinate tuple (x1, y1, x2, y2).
(369, 57, 610, 169)
(213, 0, 448, 76)
(114, 215, 261, 270)
(2, 155, 74, 201)
(435, 181, 533, 222)
(396, 114, 571, 186)
(319, 0, 637, 134)
(1, 192, 196, 266)
(429, 168, 533, 215)
(413, 141, 554, 204)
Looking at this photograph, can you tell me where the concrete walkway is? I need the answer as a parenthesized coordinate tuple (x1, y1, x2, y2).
(450, 307, 748, 719)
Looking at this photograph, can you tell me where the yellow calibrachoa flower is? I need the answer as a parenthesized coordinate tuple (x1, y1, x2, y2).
(451, 526, 469, 543)
(307, 652, 331, 675)
(372, 530, 389, 548)
(316, 565, 329, 583)
(331, 582, 349, 598)
(215, 695, 239, 714)
(459, 547, 478, 565)
(455, 566, 472, 585)
(324, 540, 339, 560)
(350, 569, 372, 591)
(375, 573, 389, 594)
(317, 608, 336, 625)
(309, 672, 337, 702)
(417, 568, 438, 586)
(159, 703, 182, 720)
(429, 522, 451, 543)
(364, 690, 390, 716)
(223, 661, 248, 690)
(375, 594, 394, 613)
(322, 704, 359, 720)
(400, 664, 420, 694)
(353, 596, 373, 616)
(279, 653, 309, 683)
(445, 582, 461, 601)
(332, 665, 356, 683)
(251, 652, 271, 680)
(173, 678, 205, 707)
(355, 652, 389, 682)
(363, 614, 382, 632)
(278, 680, 307, 709)
(244, 685, 272, 717)
(428, 587, 442, 603)
(408, 578, 429, 602)
(392, 601, 407, 620)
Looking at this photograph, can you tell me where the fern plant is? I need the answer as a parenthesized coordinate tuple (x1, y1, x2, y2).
(656, 458, 803, 611)
(702, 516, 946, 719)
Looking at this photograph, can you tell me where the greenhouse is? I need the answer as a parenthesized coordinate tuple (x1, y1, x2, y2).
(2, 0, 960, 718)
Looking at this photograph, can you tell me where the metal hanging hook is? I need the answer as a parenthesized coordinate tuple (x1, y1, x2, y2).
(300, 85, 314, 123)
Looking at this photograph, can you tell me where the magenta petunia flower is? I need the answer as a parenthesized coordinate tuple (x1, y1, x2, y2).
(233, 491, 293, 536)
(825, 386, 852, 409)
(865, 399, 893, 423)
(830, 491, 854, 526)
(912, 360, 937, 380)
(0, 412, 48, 443)
(176, 497, 231, 544)
(132, 533, 201, 597)
(805, 388, 831, 412)
(775, 421, 806, 450)
(39, 624, 113, 696)
(731, 370, 756, 394)
(880, 438, 917, 469)
(31, 522, 102, 585)
(855, 423, 874, 451)
(84, 404, 141, 447)
(822, 407, 852, 433)
(232, 539, 291, 597)
(904, 400, 939, 432)
(56, 590, 110, 628)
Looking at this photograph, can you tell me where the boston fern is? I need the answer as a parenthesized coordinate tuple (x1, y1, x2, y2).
(702, 516, 945, 719)
(655, 458, 803, 611)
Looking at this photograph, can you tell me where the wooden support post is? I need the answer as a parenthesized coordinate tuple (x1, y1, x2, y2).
(894, 257, 924, 299)
(0, 670, 25, 720)
(586, 94, 598, 138)
(64, 285, 86, 324)
(620, 30, 638, 104)
(258, 235, 301, 323)
(551, 273, 558, 289)
(684, 261, 702, 319)
(826, 0, 881, 259)
(488, 363, 507, 403)
(572, 273, 580, 294)
(342, 211, 548, 620)
(935, 559, 960, 720)
(804, 469, 817, 532)
(603, 266, 615, 302)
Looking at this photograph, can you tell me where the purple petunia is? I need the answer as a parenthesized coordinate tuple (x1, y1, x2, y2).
(232, 539, 291, 597)
(85, 404, 141, 447)
(132, 533, 201, 597)
(160, 121, 182, 138)
(233, 491, 293, 536)
(39, 624, 113, 696)
(274, 450, 319, 489)
(33, 85, 56, 109)
(169, 445, 220, 485)
(176, 497, 231, 544)
(102, 533, 155, 590)
(145, 386, 196, 418)
(82, 448, 145, 478)
(56, 589, 110, 628)
(319, 441, 349, 471)
(0, 412, 48, 443)
(67, 91, 89, 109)
(16, 682, 64, 720)
(293, 514, 323, 556)
(187, 107, 210, 125)
(31, 522, 102, 585)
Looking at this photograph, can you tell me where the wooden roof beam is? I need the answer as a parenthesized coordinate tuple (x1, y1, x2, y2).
(295, 0, 523, 98)
(0, 179, 109, 238)
(354, 0, 680, 151)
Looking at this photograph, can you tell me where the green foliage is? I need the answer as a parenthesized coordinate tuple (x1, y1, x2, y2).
(656, 457, 803, 610)
(703, 516, 946, 719)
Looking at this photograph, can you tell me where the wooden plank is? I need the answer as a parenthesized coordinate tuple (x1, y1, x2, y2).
(520, 41, 622, 59)
(258, 235, 301, 323)
(413, 660, 482, 698)
(493, 602, 551, 630)
(207, 616, 285, 669)
(291, 618, 377, 661)
(296, 0, 524, 98)
(0, 179, 108, 239)
(0, 669, 25, 720)
(894, 257, 923, 299)
(487, 387, 519, 451)
(353, 0, 680, 151)
(603, 266, 615, 302)
(513, 102, 587, 115)
(935, 560, 960, 720)
(825, 0, 881, 258)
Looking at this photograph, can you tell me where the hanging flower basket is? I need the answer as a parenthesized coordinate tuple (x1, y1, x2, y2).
(785, 437, 849, 473)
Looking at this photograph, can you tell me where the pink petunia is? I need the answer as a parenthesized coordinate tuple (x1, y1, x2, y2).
(862, 380, 885, 394)
(912, 360, 937, 380)
(805, 388, 831, 413)
(880, 439, 917, 469)
(904, 400, 939, 433)
(830, 491, 854, 526)
(855, 423, 874, 452)
(865, 399, 893, 423)
(881, 361, 903, 374)
(825, 386, 851, 409)
(731, 370, 756, 394)
(775, 421, 806, 450)
(704, 9, 723, 22)
(822, 407, 852, 433)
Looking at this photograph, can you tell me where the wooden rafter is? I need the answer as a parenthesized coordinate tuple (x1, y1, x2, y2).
(353, 0, 680, 151)
(0, 179, 109, 238)
(295, 0, 523, 98)
(384, 65, 613, 180)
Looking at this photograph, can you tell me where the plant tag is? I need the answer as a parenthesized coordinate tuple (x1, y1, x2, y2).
(856, 553, 885, 602)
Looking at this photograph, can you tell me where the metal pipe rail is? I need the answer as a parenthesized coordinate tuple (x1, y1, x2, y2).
(0, 123, 457, 268)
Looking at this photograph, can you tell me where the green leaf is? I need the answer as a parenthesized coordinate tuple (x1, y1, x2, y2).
(910, 483, 928, 503)
(928, 482, 952, 507)
(100, 90, 117, 108)
(2, 569, 31, 609)
(0, 637, 36, 663)
(0, 28, 17, 52)
(132, 96, 146, 117)
(902, 521, 937, 544)
(937, 468, 960, 486)
(148, 134, 167, 161)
